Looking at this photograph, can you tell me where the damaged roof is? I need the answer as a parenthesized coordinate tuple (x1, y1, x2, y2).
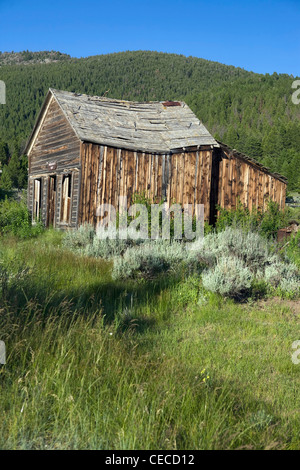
(26, 88, 219, 154)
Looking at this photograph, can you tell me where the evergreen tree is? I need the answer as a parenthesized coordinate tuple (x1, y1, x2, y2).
(0, 50, 298, 191)
(7, 145, 21, 188)
(18, 154, 28, 188)
(0, 140, 9, 166)
(0, 165, 12, 190)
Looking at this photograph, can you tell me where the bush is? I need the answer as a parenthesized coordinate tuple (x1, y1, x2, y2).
(259, 200, 290, 239)
(0, 198, 43, 238)
(64, 223, 300, 300)
(284, 231, 300, 269)
(278, 277, 300, 298)
(191, 227, 275, 273)
(63, 224, 95, 252)
(192, 227, 299, 299)
(264, 261, 300, 297)
(63, 225, 145, 259)
(112, 240, 187, 280)
(216, 200, 289, 239)
(264, 261, 299, 287)
(202, 256, 254, 298)
(85, 229, 145, 259)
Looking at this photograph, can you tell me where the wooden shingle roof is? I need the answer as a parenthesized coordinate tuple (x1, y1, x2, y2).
(38, 88, 219, 154)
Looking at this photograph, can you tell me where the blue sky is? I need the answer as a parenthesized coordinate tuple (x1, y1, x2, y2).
(0, 0, 299, 76)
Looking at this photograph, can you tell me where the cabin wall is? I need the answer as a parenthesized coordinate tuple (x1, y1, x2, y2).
(78, 143, 213, 226)
(215, 149, 286, 212)
(27, 96, 81, 228)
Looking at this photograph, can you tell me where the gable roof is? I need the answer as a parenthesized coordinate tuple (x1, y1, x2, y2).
(25, 88, 219, 154)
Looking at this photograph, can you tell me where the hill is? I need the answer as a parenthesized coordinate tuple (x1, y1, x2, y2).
(0, 50, 299, 189)
(0, 50, 71, 66)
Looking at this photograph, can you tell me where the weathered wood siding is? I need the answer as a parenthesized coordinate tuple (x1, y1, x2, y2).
(28, 96, 81, 228)
(28, 97, 81, 175)
(78, 143, 213, 225)
(78, 143, 286, 228)
(27, 98, 287, 230)
(216, 149, 286, 212)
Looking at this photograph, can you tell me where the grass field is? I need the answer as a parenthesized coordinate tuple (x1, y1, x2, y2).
(0, 231, 299, 450)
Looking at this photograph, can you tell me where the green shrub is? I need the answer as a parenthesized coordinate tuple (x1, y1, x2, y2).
(112, 240, 187, 280)
(0, 197, 43, 238)
(278, 277, 300, 298)
(85, 229, 145, 259)
(64, 222, 300, 300)
(63, 224, 96, 252)
(216, 200, 289, 239)
(264, 261, 299, 287)
(259, 200, 289, 239)
(284, 231, 300, 269)
(202, 256, 254, 298)
(191, 227, 275, 273)
(63, 225, 145, 258)
(216, 200, 260, 233)
(264, 261, 300, 297)
(193, 227, 299, 299)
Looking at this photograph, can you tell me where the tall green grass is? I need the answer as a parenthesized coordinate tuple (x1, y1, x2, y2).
(0, 232, 299, 449)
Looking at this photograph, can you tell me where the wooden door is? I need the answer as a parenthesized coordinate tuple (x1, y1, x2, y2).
(48, 176, 56, 227)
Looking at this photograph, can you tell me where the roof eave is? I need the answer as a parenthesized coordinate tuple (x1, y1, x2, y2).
(24, 89, 53, 155)
(79, 138, 219, 155)
(217, 140, 288, 184)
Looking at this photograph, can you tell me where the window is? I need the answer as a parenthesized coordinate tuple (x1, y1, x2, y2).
(61, 174, 72, 223)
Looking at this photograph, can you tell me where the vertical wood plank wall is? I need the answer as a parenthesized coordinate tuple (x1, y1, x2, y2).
(29, 138, 287, 229)
(217, 150, 286, 212)
(27, 97, 81, 228)
(78, 143, 213, 225)
(29, 98, 81, 174)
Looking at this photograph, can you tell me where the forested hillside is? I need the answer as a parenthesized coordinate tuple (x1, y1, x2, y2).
(0, 50, 299, 190)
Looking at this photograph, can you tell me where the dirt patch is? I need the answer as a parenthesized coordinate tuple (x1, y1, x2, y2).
(256, 297, 300, 316)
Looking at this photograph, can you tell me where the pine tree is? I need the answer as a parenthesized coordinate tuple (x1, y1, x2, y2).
(0, 140, 9, 166)
(7, 144, 21, 188)
(0, 165, 12, 190)
(245, 135, 263, 159)
(18, 154, 28, 188)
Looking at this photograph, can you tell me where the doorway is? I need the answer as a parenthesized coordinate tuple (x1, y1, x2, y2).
(209, 148, 222, 226)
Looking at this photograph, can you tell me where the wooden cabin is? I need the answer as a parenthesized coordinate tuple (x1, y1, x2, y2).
(25, 88, 287, 229)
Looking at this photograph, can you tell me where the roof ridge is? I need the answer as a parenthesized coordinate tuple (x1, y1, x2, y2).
(26, 88, 219, 154)
(50, 88, 176, 106)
